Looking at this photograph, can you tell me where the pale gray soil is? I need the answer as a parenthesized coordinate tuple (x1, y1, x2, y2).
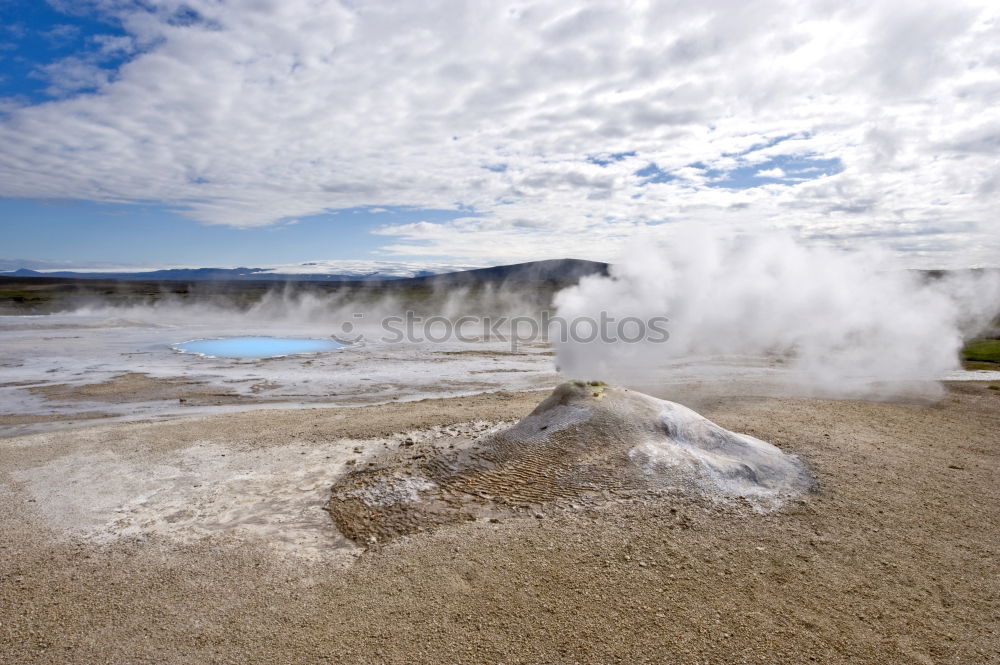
(1, 382, 998, 664)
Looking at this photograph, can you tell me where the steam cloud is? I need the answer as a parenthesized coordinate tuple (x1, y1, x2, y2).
(553, 230, 1000, 398)
(49, 231, 1000, 401)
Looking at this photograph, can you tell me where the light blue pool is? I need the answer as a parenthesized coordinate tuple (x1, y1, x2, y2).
(173, 336, 343, 359)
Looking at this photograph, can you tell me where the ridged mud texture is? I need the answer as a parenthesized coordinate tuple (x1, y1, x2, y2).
(327, 382, 812, 545)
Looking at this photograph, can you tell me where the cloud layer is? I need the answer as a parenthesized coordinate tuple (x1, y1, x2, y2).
(2, 0, 998, 266)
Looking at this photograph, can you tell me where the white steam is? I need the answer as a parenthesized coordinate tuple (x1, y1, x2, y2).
(553, 230, 1000, 398)
(59, 280, 545, 335)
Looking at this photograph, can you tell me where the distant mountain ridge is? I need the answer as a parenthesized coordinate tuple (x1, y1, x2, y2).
(1, 266, 418, 281)
(0, 259, 610, 284)
(410, 259, 609, 285)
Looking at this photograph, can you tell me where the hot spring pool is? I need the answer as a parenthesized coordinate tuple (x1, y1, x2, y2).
(172, 336, 343, 359)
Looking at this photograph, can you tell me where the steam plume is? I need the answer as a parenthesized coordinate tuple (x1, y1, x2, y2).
(553, 230, 1000, 398)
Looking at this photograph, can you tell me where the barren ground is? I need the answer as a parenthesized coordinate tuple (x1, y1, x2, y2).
(1, 381, 998, 664)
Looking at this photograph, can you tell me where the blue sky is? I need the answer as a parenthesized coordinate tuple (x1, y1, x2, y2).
(0, 1, 129, 102)
(0, 199, 472, 269)
(0, 0, 997, 270)
(0, 0, 477, 269)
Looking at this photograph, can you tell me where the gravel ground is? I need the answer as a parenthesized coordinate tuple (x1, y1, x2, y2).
(1, 381, 998, 664)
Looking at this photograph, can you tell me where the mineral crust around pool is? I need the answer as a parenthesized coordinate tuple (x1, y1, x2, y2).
(327, 381, 812, 545)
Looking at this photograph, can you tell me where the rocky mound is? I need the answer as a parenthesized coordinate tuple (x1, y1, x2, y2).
(326, 382, 812, 545)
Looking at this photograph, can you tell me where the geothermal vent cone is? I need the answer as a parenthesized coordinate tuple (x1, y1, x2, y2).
(327, 382, 812, 545)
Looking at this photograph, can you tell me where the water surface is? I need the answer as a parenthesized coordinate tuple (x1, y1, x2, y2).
(173, 336, 343, 359)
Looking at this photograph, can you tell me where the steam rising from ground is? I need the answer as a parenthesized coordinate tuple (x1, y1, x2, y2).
(0, 281, 561, 429)
(554, 231, 1000, 398)
(11, 235, 999, 409)
(60, 280, 546, 339)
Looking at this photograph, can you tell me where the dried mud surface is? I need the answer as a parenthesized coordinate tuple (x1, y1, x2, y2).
(327, 383, 812, 546)
(28, 372, 247, 406)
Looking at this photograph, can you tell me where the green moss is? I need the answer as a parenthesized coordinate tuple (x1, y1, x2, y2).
(963, 339, 1000, 362)
(962, 339, 1000, 370)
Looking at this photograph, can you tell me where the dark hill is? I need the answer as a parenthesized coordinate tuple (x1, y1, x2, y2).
(0, 259, 608, 285)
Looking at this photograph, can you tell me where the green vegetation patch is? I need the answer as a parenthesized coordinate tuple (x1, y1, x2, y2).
(962, 339, 1000, 367)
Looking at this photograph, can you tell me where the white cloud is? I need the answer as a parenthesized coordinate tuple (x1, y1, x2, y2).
(258, 259, 477, 277)
(1, 0, 999, 267)
(36, 56, 111, 96)
(0, 256, 473, 276)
